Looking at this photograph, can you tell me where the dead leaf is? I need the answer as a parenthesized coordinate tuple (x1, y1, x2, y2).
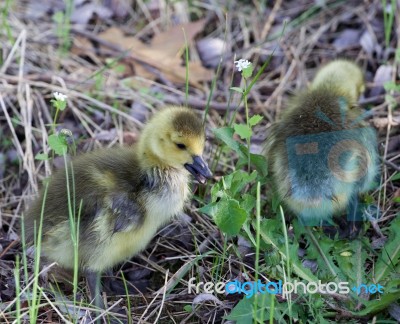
(333, 29, 360, 51)
(0, 153, 5, 180)
(151, 19, 206, 57)
(71, 35, 94, 57)
(94, 128, 118, 141)
(98, 27, 156, 81)
(26, 1, 54, 20)
(197, 38, 225, 68)
(193, 293, 224, 305)
(123, 131, 138, 145)
(103, 0, 131, 18)
(387, 134, 400, 152)
(98, 21, 213, 87)
(388, 303, 400, 323)
(360, 30, 379, 55)
(370, 65, 395, 96)
(71, 3, 112, 25)
(372, 116, 400, 128)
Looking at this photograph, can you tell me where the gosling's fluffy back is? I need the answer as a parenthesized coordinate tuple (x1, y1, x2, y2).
(266, 61, 378, 223)
(24, 106, 207, 272)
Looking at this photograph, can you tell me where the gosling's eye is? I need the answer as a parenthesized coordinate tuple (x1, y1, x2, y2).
(176, 143, 186, 150)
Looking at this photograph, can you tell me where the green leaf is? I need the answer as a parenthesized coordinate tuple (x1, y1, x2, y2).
(234, 123, 252, 140)
(114, 64, 126, 74)
(242, 65, 254, 79)
(57, 100, 67, 111)
(35, 153, 49, 161)
(249, 153, 268, 177)
(258, 218, 318, 283)
(392, 172, 400, 181)
(48, 134, 68, 155)
(213, 198, 247, 236)
(248, 114, 263, 126)
(230, 87, 244, 93)
(271, 192, 281, 213)
(225, 296, 254, 323)
(229, 170, 257, 195)
(241, 194, 256, 213)
(198, 201, 218, 217)
(52, 11, 64, 24)
(213, 127, 245, 158)
(354, 292, 400, 316)
(225, 294, 282, 323)
(183, 305, 192, 312)
(384, 81, 400, 92)
(374, 217, 400, 283)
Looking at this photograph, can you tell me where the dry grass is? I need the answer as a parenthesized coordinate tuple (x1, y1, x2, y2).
(1, 0, 399, 323)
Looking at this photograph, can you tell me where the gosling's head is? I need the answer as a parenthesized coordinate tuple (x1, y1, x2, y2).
(139, 106, 212, 183)
(310, 59, 365, 104)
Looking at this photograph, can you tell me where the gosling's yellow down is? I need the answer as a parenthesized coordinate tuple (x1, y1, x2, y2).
(24, 106, 212, 303)
(266, 60, 378, 227)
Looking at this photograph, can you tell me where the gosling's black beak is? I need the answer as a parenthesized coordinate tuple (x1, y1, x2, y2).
(184, 155, 212, 184)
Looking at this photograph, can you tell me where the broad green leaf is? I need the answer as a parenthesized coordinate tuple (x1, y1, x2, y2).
(242, 65, 254, 79)
(220, 170, 256, 195)
(52, 11, 64, 24)
(241, 194, 256, 213)
(213, 127, 245, 158)
(354, 292, 400, 316)
(35, 153, 49, 161)
(250, 153, 268, 177)
(198, 201, 218, 216)
(271, 193, 281, 213)
(234, 123, 252, 140)
(249, 114, 263, 126)
(383, 81, 400, 92)
(258, 219, 318, 283)
(374, 217, 400, 283)
(48, 134, 67, 155)
(392, 172, 400, 181)
(213, 198, 247, 236)
(230, 86, 244, 93)
(224, 296, 254, 323)
(225, 294, 283, 323)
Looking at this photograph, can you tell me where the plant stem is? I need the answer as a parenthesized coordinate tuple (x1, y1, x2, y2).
(244, 80, 251, 171)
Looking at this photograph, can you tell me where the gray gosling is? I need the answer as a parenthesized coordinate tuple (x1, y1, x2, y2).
(265, 60, 378, 230)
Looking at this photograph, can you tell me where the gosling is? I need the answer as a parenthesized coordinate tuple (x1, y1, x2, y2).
(265, 60, 378, 230)
(24, 106, 212, 305)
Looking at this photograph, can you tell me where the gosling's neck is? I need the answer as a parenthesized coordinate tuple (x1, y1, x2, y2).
(137, 133, 177, 172)
(310, 83, 358, 108)
(136, 136, 189, 191)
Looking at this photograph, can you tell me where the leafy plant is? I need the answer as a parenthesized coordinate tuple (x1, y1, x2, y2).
(35, 93, 75, 160)
(204, 58, 400, 322)
(52, 0, 73, 54)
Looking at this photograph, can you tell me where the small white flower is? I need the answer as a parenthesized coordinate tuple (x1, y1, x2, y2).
(234, 59, 252, 72)
(53, 92, 67, 101)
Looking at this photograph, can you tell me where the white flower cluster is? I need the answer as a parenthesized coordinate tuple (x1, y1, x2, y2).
(234, 59, 252, 72)
(53, 92, 67, 101)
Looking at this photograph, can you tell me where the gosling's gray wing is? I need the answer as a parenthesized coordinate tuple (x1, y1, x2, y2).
(109, 192, 146, 233)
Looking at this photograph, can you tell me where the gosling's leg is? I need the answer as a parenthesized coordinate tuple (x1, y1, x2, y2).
(86, 270, 105, 309)
(324, 196, 363, 239)
(346, 195, 363, 239)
